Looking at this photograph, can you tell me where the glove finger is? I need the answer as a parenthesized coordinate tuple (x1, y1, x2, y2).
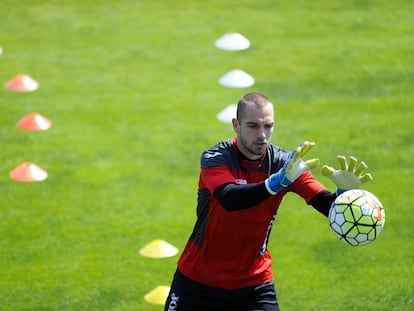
(336, 155, 347, 171)
(354, 161, 368, 176)
(347, 156, 357, 172)
(287, 141, 305, 169)
(299, 141, 315, 157)
(286, 149, 299, 170)
(305, 158, 320, 170)
(298, 143, 308, 157)
(360, 173, 373, 183)
(292, 142, 304, 157)
(287, 154, 299, 170)
(287, 146, 298, 161)
(321, 165, 335, 176)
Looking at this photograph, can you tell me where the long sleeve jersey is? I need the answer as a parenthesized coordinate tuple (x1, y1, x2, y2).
(177, 138, 334, 289)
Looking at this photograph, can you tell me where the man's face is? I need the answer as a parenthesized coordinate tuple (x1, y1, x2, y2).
(232, 103, 274, 160)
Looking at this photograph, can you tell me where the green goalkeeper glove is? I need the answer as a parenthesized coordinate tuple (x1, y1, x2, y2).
(321, 155, 373, 195)
(265, 141, 320, 195)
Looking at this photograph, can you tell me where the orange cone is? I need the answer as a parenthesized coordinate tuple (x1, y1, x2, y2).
(10, 162, 48, 182)
(17, 112, 52, 131)
(5, 74, 39, 92)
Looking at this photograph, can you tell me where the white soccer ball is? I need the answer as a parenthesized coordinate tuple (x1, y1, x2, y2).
(329, 189, 385, 246)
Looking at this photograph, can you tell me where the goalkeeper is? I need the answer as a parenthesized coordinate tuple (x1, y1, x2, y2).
(164, 92, 372, 311)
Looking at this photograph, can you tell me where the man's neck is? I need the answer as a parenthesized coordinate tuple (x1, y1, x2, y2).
(234, 140, 265, 164)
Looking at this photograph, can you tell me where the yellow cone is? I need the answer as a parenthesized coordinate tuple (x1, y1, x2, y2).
(144, 285, 170, 305)
(139, 239, 178, 258)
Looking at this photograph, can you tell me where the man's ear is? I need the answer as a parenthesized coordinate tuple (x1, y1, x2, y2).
(232, 118, 239, 133)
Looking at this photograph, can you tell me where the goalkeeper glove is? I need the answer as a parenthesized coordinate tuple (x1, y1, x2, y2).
(321, 155, 373, 195)
(265, 141, 320, 195)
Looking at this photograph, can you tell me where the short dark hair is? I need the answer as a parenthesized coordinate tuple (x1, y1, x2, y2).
(236, 92, 272, 121)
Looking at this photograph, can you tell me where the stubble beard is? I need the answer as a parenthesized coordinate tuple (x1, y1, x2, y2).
(239, 136, 267, 160)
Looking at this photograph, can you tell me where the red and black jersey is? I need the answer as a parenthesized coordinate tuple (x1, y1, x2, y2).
(177, 138, 328, 289)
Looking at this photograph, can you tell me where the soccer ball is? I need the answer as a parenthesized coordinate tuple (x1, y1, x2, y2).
(329, 189, 385, 246)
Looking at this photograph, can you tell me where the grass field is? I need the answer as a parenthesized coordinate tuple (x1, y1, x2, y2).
(0, 1, 413, 310)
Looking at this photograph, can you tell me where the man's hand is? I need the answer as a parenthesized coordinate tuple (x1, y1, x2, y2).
(321, 155, 373, 195)
(265, 141, 320, 195)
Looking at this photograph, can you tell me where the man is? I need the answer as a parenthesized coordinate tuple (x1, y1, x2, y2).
(164, 92, 372, 311)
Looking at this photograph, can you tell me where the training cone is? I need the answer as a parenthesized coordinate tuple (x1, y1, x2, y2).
(5, 74, 39, 92)
(144, 285, 170, 305)
(17, 112, 52, 131)
(139, 239, 178, 258)
(215, 32, 251, 51)
(217, 104, 237, 124)
(10, 162, 48, 182)
(218, 69, 255, 88)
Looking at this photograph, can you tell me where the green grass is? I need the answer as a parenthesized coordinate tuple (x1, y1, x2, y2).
(0, 0, 413, 310)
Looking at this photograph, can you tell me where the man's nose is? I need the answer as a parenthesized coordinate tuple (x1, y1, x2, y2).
(257, 127, 266, 138)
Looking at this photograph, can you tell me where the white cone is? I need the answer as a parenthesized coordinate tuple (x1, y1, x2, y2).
(215, 32, 251, 51)
(217, 104, 237, 124)
(218, 69, 255, 88)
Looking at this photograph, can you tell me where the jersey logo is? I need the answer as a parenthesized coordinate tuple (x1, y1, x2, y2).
(235, 178, 247, 185)
(204, 151, 222, 158)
